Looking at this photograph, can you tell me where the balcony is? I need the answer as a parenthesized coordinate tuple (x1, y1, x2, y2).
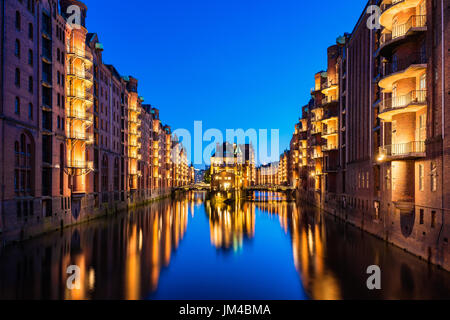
(379, 52, 427, 90)
(129, 141, 142, 148)
(67, 47, 93, 64)
(128, 150, 142, 160)
(66, 160, 94, 171)
(67, 108, 94, 123)
(67, 67, 94, 84)
(322, 128, 339, 137)
(128, 104, 141, 113)
(129, 169, 141, 176)
(67, 89, 94, 104)
(322, 94, 339, 106)
(312, 152, 323, 159)
(380, 0, 424, 29)
(379, 15, 426, 56)
(129, 117, 142, 126)
(322, 144, 338, 152)
(321, 80, 338, 95)
(66, 131, 94, 144)
(129, 128, 139, 135)
(379, 90, 427, 121)
(379, 141, 425, 160)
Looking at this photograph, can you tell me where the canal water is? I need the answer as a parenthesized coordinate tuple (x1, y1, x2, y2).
(0, 191, 450, 300)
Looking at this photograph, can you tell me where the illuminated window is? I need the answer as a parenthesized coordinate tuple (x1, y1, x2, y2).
(419, 164, 424, 191)
(431, 163, 437, 192)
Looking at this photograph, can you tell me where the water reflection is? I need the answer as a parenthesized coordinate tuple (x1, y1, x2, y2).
(0, 191, 449, 300)
(206, 200, 255, 252)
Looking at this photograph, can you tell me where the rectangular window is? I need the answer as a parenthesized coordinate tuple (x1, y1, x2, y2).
(420, 209, 424, 224)
(419, 164, 424, 191)
(431, 163, 437, 192)
(431, 211, 436, 228)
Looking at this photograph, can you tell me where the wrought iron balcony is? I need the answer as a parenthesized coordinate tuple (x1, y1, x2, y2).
(67, 89, 94, 103)
(66, 67, 94, 83)
(67, 108, 94, 123)
(67, 47, 93, 62)
(66, 130, 94, 144)
(66, 160, 94, 170)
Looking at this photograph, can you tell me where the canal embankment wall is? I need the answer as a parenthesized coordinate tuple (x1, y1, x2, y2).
(297, 191, 450, 272)
(0, 189, 175, 247)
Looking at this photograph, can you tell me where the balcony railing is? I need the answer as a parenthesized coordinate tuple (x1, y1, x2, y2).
(129, 104, 140, 113)
(322, 144, 338, 151)
(312, 152, 323, 159)
(128, 151, 142, 160)
(311, 126, 322, 134)
(321, 80, 338, 91)
(129, 128, 139, 135)
(380, 90, 427, 112)
(67, 89, 94, 103)
(323, 128, 339, 136)
(67, 47, 93, 61)
(66, 131, 94, 143)
(383, 52, 427, 77)
(66, 160, 94, 170)
(67, 109, 94, 123)
(129, 117, 141, 125)
(66, 67, 94, 82)
(379, 141, 425, 158)
(380, 15, 427, 46)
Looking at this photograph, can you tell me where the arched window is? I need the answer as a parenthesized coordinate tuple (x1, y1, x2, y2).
(15, 133, 34, 196)
(28, 23, 33, 40)
(101, 155, 109, 192)
(15, 68, 20, 87)
(15, 97, 20, 114)
(60, 144, 64, 195)
(15, 39, 20, 57)
(114, 158, 119, 190)
(28, 103, 33, 119)
(15, 11, 21, 31)
(28, 76, 33, 93)
(28, 49, 33, 65)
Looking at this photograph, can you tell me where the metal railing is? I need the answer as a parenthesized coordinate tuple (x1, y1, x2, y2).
(383, 52, 427, 77)
(322, 144, 338, 151)
(67, 108, 94, 122)
(66, 67, 94, 82)
(66, 160, 94, 170)
(321, 80, 338, 91)
(66, 89, 94, 103)
(380, 15, 427, 46)
(380, 90, 426, 112)
(379, 141, 425, 157)
(67, 47, 93, 61)
(323, 128, 339, 135)
(66, 130, 94, 143)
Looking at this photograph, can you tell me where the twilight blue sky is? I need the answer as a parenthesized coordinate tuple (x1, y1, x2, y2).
(83, 0, 366, 166)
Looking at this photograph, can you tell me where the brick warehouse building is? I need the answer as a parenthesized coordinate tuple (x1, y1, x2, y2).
(0, 0, 193, 243)
(263, 0, 449, 270)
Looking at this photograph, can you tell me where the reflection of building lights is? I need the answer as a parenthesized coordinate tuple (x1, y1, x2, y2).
(88, 268, 95, 291)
